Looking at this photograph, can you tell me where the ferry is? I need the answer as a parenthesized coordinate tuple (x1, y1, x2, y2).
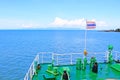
(24, 45, 120, 80)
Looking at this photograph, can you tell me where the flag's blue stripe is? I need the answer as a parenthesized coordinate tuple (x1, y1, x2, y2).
(87, 24, 96, 26)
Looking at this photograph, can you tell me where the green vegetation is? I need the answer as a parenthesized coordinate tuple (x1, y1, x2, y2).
(102, 28, 120, 32)
(115, 28, 120, 32)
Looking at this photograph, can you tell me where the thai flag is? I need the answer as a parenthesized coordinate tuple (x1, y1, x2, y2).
(86, 21, 96, 29)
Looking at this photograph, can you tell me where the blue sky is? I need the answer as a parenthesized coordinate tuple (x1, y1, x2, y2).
(0, 0, 120, 30)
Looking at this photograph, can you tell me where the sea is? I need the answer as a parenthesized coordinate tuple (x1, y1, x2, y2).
(0, 30, 119, 80)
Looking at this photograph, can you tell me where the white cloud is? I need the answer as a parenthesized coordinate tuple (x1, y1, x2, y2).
(20, 23, 40, 28)
(0, 18, 108, 30)
(96, 21, 107, 26)
(21, 24, 33, 28)
(0, 19, 41, 29)
(50, 17, 85, 27)
(50, 17, 108, 29)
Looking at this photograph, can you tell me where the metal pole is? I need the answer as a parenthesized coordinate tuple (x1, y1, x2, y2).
(71, 54, 72, 65)
(84, 29, 87, 50)
(115, 52, 117, 61)
(57, 55, 58, 65)
(84, 20, 87, 59)
(84, 19, 87, 50)
(42, 53, 43, 63)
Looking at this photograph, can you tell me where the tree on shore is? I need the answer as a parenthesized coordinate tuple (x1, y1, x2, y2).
(115, 28, 120, 32)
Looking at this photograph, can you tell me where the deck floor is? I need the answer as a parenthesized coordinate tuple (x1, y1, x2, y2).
(32, 63, 120, 80)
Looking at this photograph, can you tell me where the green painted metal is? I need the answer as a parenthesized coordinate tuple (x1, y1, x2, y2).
(76, 58, 82, 70)
(111, 64, 120, 72)
(108, 45, 113, 63)
(83, 57, 87, 70)
(90, 57, 96, 69)
(32, 63, 120, 80)
(108, 45, 113, 51)
(46, 64, 59, 76)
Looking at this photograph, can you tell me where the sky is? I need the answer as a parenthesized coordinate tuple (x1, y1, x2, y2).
(0, 0, 120, 30)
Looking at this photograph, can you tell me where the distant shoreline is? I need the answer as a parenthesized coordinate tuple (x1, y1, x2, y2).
(100, 28, 120, 32)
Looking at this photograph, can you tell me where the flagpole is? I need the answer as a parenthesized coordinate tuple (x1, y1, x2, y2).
(83, 20, 88, 68)
(84, 20, 87, 50)
(84, 27, 87, 50)
(84, 20, 96, 57)
(84, 20, 87, 58)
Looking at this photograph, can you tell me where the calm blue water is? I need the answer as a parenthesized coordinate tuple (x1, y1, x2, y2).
(0, 30, 120, 80)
